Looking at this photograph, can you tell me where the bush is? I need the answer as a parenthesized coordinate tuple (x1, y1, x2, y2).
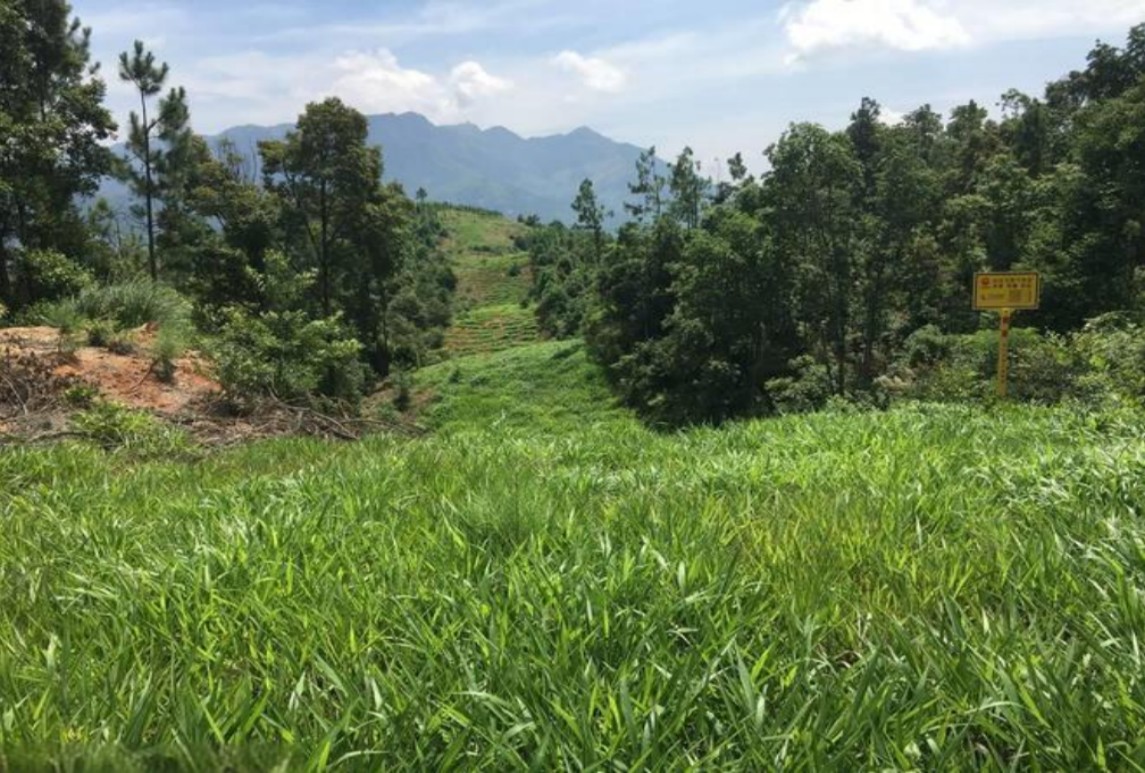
(72, 401, 190, 455)
(765, 356, 835, 415)
(897, 317, 1145, 406)
(1071, 313, 1145, 405)
(212, 308, 366, 407)
(12, 249, 94, 309)
(83, 319, 117, 348)
(152, 326, 190, 384)
(59, 280, 191, 331)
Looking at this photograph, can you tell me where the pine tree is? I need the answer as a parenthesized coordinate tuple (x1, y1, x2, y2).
(118, 40, 170, 280)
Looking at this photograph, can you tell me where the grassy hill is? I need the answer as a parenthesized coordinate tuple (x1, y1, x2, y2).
(436, 207, 541, 358)
(6, 404, 1145, 768)
(10, 212, 1145, 770)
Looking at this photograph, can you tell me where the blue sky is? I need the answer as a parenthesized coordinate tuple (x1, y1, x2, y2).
(74, 0, 1145, 169)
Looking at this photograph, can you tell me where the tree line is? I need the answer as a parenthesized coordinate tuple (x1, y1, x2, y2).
(528, 24, 1145, 425)
(1, 0, 452, 404)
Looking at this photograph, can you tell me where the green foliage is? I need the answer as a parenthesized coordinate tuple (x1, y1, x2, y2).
(897, 316, 1145, 407)
(82, 318, 116, 349)
(0, 0, 117, 309)
(63, 383, 99, 408)
(413, 339, 627, 433)
(53, 280, 192, 331)
(535, 23, 1145, 427)
(212, 308, 365, 406)
(152, 324, 189, 383)
(11, 249, 94, 306)
(72, 401, 189, 455)
(259, 98, 416, 376)
(765, 355, 836, 415)
(1072, 313, 1145, 402)
(5, 406, 1145, 768)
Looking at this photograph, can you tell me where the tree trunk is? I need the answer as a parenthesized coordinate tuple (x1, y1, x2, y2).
(0, 240, 10, 307)
(319, 180, 330, 316)
(141, 93, 157, 280)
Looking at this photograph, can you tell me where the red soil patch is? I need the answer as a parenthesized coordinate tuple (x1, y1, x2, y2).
(0, 326, 219, 416)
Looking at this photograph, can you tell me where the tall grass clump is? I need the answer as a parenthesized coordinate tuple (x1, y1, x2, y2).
(3, 404, 1145, 768)
(47, 279, 192, 331)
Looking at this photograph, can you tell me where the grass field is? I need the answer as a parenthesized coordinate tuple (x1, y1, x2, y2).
(4, 398, 1145, 769)
(437, 207, 540, 357)
(441, 304, 541, 360)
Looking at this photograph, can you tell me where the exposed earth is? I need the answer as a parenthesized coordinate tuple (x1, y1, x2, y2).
(0, 326, 218, 416)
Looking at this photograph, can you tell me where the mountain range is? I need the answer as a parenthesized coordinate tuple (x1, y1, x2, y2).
(99, 112, 651, 224)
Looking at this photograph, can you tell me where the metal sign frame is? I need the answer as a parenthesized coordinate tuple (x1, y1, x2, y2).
(972, 271, 1041, 311)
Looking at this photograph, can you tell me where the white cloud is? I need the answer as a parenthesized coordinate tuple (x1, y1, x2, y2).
(959, 0, 1145, 42)
(779, 0, 1145, 62)
(781, 0, 970, 61)
(330, 49, 451, 116)
(880, 107, 905, 125)
(450, 61, 513, 106)
(552, 50, 627, 92)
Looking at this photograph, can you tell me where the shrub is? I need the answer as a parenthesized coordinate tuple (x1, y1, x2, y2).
(63, 383, 99, 408)
(12, 249, 94, 309)
(1071, 313, 1145, 405)
(897, 318, 1143, 406)
(765, 355, 835, 415)
(212, 308, 365, 407)
(72, 401, 190, 455)
(83, 319, 117, 348)
(62, 280, 191, 331)
(152, 326, 190, 384)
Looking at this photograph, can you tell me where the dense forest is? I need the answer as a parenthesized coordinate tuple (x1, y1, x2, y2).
(530, 24, 1145, 424)
(1, 0, 453, 407)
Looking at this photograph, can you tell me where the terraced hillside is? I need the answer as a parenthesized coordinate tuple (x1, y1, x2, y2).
(436, 208, 541, 357)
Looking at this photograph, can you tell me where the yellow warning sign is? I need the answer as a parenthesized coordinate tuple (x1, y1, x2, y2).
(973, 272, 1040, 311)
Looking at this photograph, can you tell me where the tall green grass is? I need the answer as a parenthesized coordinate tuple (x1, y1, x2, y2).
(413, 340, 627, 433)
(43, 280, 191, 332)
(3, 404, 1145, 769)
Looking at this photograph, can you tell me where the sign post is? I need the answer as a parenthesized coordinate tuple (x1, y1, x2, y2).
(996, 308, 1012, 397)
(972, 272, 1040, 399)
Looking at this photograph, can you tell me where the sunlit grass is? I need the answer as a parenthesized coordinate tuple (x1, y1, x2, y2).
(442, 304, 541, 358)
(416, 340, 624, 432)
(3, 403, 1145, 769)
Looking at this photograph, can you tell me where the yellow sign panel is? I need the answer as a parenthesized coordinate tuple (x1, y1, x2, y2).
(973, 271, 1040, 311)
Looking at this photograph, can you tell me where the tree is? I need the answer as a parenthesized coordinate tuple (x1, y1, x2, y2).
(625, 146, 666, 222)
(668, 147, 708, 229)
(571, 178, 609, 264)
(847, 97, 883, 200)
(0, 0, 116, 308)
(259, 98, 413, 374)
(153, 88, 217, 283)
(763, 124, 863, 395)
(118, 40, 170, 280)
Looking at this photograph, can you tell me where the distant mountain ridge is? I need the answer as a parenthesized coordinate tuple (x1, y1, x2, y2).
(99, 112, 650, 224)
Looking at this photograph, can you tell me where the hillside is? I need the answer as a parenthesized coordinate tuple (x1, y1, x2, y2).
(436, 208, 541, 358)
(97, 113, 649, 224)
